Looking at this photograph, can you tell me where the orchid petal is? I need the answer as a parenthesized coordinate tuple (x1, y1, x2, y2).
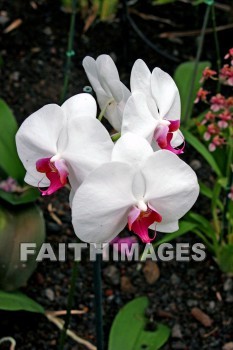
(96, 54, 120, 83)
(157, 221, 179, 233)
(151, 68, 181, 121)
(112, 132, 153, 168)
(142, 150, 199, 229)
(130, 59, 151, 96)
(82, 56, 104, 93)
(121, 92, 158, 143)
(61, 93, 97, 121)
(63, 116, 114, 185)
(16, 104, 66, 185)
(72, 162, 136, 243)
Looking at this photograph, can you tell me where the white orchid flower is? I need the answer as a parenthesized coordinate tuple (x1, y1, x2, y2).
(16, 93, 114, 196)
(82, 54, 131, 132)
(122, 59, 184, 154)
(72, 133, 199, 244)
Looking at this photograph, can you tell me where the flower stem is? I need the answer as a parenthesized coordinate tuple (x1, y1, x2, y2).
(111, 132, 121, 142)
(58, 260, 79, 350)
(60, 0, 77, 104)
(211, 4, 221, 92)
(98, 99, 114, 121)
(184, 4, 211, 126)
(93, 254, 104, 350)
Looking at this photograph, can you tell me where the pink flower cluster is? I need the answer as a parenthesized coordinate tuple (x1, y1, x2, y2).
(195, 49, 233, 152)
(0, 177, 20, 192)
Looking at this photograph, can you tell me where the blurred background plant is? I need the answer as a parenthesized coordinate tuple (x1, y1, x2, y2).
(0, 99, 45, 293)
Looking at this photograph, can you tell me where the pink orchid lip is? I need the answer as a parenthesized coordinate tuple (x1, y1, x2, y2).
(127, 202, 162, 243)
(36, 157, 69, 196)
(153, 119, 184, 154)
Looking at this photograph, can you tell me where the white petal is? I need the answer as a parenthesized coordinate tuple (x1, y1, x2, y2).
(105, 100, 123, 132)
(157, 221, 179, 233)
(24, 171, 49, 187)
(96, 54, 120, 83)
(61, 93, 97, 121)
(142, 150, 199, 228)
(63, 116, 114, 184)
(16, 104, 65, 182)
(171, 130, 184, 148)
(112, 133, 153, 168)
(130, 59, 151, 96)
(121, 92, 157, 143)
(71, 162, 136, 243)
(151, 68, 181, 121)
(82, 56, 103, 93)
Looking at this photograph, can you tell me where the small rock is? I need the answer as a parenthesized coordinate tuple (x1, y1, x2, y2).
(43, 26, 52, 35)
(172, 341, 186, 349)
(223, 342, 233, 350)
(121, 276, 136, 294)
(191, 307, 213, 327)
(172, 324, 183, 339)
(226, 294, 233, 303)
(103, 265, 120, 285)
(190, 159, 202, 171)
(187, 299, 198, 307)
(223, 278, 233, 292)
(45, 288, 55, 301)
(143, 261, 160, 284)
(171, 273, 180, 285)
(208, 301, 216, 310)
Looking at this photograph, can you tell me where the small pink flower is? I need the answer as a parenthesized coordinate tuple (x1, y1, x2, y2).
(203, 132, 211, 141)
(209, 143, 216, 152)
(228, 186, 233, 201)
(212, 135, 225, 147)
(195, 88, 209, 103)
(200, 67, 217, 82)
(0, 177, 19, 192)
(210, 94, 226, 112)
(224, 48, 233, 65)
(218, 120, 228, 129)
(220, 65, 233, 86)
(207, 123, 219, 135)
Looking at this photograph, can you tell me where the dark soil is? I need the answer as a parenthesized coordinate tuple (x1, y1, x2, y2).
(0, 0, 233, 349)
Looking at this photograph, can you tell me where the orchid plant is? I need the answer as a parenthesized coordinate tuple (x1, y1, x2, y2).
(181, 49, 233, 273)
(16, 55, 199, 245)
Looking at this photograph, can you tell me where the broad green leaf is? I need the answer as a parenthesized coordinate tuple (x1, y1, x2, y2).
(0, 290, 44, 313)
(217, 245, 233, 273)
(154, 221, 197, 247)
(174, 61, 210, 121)
(0, 204, 45, 291)
(181, 128, 222, 177)
(109, 297, 170, 350)
(187, 212, 215, 237)
(0, 187, 39, 205)
(0, 99, 25, 182)
(199, 181, 223, 210)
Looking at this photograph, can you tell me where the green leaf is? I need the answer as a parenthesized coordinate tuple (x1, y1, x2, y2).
(0, 187, 39, 205)
(199, 181, 223, 210)
(0, 204, 45, 291)
(0, 290, 44, 313)
(187, 212, 215, 237)
(174, 61, 210, 121)
(100, 0, 119, 20)
(0, 99, 25, 182)
(109, 297, 170, 350)
(154, 221, 197, 247)
(181, 128, 222, 177)
(217, 245, 233, 273)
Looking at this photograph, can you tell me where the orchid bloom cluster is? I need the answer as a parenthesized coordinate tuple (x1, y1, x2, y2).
(16, 55, 199, 244)
(195, 50, 233, 153)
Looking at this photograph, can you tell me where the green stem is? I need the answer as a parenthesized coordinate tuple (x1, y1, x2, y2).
(111, 132, 121, 142)
(98, 98, 114, 121)
(93, 254, 104, 350)
(211, 4, 221, 91)
(184, 4, 211, 126)
(58, 260, 79, 350)
(60, 0, 77, 104)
